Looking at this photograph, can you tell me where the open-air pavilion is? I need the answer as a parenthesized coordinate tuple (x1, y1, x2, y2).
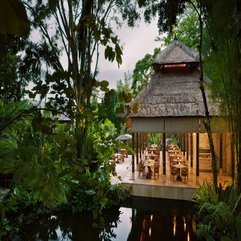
(119, 40, 232, 200)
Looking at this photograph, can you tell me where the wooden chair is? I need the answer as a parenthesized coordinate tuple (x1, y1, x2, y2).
(153, 162, 160, 179)
(117, 154, 124, 163)
(170, 166, 178, 180)
(146, 166, 152, 179)
(120, 149, 128, 158)
(138, 160, 145, 177)
(181, 167, 188, 183)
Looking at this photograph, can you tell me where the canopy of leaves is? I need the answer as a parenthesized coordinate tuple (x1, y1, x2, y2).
(163, 5, 199, 48)
(131, 48, 160, 96)
(0, 34, 28, 102)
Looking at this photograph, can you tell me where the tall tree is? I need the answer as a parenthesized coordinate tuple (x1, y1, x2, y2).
(141, 0, 220, 186)
(153, 0, 241, 187)
(203, 0, 241, 187)
(131, 48, 159, 96)
(0, 34, 28, 102)
(23, 0, 142, 161)
(0, 0, 30, 101)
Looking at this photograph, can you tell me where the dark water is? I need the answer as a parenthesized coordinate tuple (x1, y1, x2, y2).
(21, 197, 199, 241)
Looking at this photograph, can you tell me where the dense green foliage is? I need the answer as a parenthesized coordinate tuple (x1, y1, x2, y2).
(1, 0, 241, 239)
(194, 182, 241, 241)
(203, 0, 241, 185)
(0, 103, 127, 239)
(131, 48, 160, 96)
(0, 4, 135, 236)
(0, 34, 26, 102)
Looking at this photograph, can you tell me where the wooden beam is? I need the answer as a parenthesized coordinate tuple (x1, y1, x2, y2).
(132, 133, 135, 173)
(162, 132, 166, 175)
(190, 133, 193, 168)
(139, 133, 142, 159)
(136, 132, 139, 165)
(187, 133, 189, 161)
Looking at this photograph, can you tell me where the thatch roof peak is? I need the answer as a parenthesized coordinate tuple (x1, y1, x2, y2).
(153, 40, 199, 65)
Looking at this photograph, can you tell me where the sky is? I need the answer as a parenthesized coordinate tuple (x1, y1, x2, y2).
(97, 19, 161, 89)
(30, 16, 161, 91)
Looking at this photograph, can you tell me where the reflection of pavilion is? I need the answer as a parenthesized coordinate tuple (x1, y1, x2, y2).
(126, 198, 197, 241)
(123, 40, 232, 200)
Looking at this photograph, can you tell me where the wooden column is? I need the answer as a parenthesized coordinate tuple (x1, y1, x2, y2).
(139, 133, 142, 159)
(196, 133, 200, 181)
(162, 132, 166, 177)
(183, 133, 186, 156)
(190, 133, 193, 168)
(187, 133, 189, 161)
(136, 132, 139, 165)
(132, 133, 135, 173)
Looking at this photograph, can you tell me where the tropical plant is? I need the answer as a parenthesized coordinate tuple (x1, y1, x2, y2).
(67, 167, 127, 219)
(194, 181, 241, 241)
(99, 89, 121, 132)
(147, 133, 162, 145)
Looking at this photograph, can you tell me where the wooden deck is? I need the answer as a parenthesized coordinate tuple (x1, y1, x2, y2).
(111, 155, 232, 201)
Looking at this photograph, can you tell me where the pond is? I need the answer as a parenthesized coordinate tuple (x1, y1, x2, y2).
(19, 197, 200, 241)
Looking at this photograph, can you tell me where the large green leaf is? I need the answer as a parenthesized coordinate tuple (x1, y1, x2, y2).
(0, 0, 30, 36)
(0, 138, 18, 173)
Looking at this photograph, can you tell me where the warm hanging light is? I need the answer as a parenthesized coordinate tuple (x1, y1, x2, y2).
(164, 63, 187, 68)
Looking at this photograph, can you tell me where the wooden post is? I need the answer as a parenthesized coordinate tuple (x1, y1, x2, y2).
(187, 133, 189, 160)
(132, 133, 135, 173)
(196, 133, 199, 183)
(190, 133, 193, 168)
(139, 132, 142, 159)
(136, 132, 139, 165)
(183, 133, 186, 156)
(162, 132, 166, 183)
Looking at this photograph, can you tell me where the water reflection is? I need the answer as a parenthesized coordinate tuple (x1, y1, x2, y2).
(126, 198, 197, 241)
(17, 198, 199, 241)
(127, 210, 196, 241)
(22, 207, 121, 241)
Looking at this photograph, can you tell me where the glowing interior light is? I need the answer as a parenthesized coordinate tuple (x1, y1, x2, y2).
(187, 232, 190, 241)
(173, 216, 176, 236)
(149, 227, 152, 237)
(150, 215, 153, 222)
(183, 216, 186, 231)
(164, 64, 187, 68)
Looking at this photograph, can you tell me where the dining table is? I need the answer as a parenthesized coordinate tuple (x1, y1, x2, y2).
(171, 163, 187, 181)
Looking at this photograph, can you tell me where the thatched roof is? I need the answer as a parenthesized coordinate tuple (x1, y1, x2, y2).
(153, 40, 199, 65)
(130, 41, 220, 118)
(131, 71, 219, 118)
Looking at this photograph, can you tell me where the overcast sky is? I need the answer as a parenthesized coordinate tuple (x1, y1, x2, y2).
(31, 17, 161, 91)
(98, 19, 161, 89)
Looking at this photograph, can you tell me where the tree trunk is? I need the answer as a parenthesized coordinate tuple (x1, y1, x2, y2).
(74, 0, 94, 161)
(235, 0, 241, 190)
(197, 4, 218, 187)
